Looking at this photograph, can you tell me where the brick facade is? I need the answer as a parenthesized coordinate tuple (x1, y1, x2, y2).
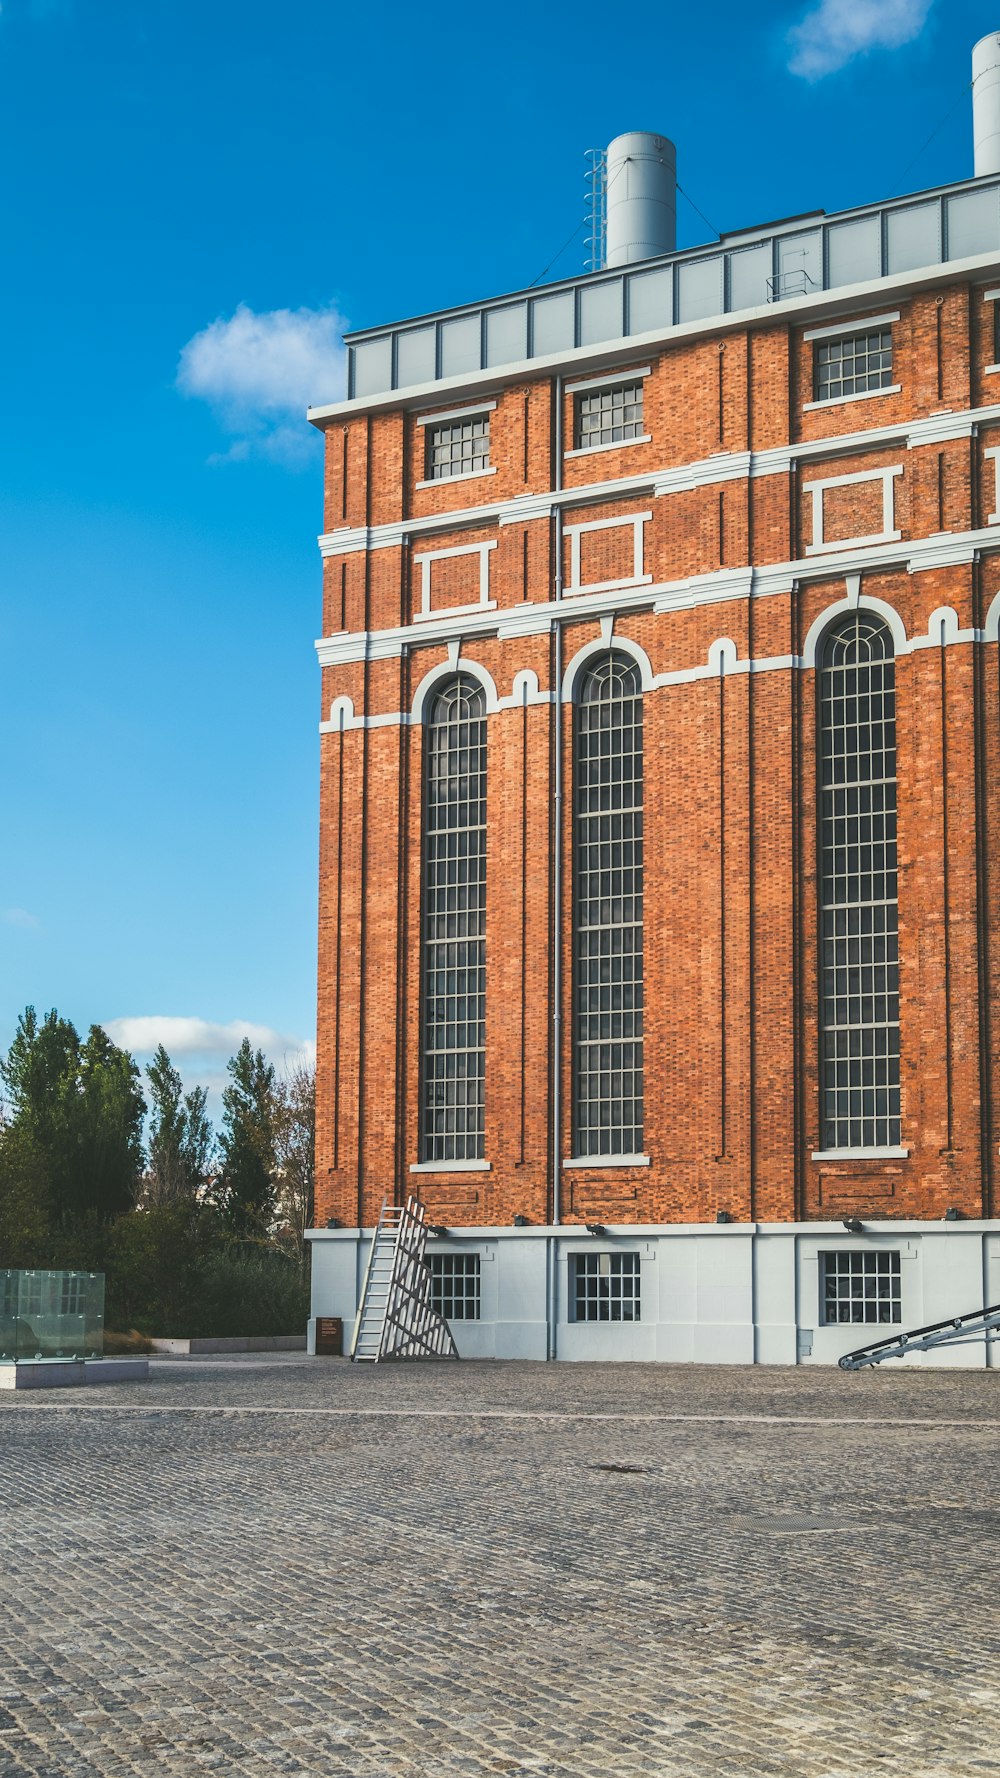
(312, 282, 1000, 1238)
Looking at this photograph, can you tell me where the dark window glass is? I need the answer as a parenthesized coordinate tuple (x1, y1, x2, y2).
(818, 614, 900, 1150)
(572, 1252, 641, 1322)
(814, 328, 893, 401)
(426, 415, 490, 480)
(573, 654, 643, 1157)
(820, 1250, 901, 1325)
(420, 676, 487, 1162)
(428, 1253, 481, 1320)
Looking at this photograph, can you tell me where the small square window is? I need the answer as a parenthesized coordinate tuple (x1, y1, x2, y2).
(820, 1250, 901, 1326)
(428, 1252, 481, 1320)
(813, 328, 893, 402)
(572, 1251, 641, 1322)
(425, 414, 490, 481)
(574, 381, 645, 450)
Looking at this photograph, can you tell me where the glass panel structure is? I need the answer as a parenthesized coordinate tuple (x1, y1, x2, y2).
(428, 1252, 481, 1320)
(421, 675, 487, 1162)
(818, 613, 900, 1150)
(572, 1251, 641, 1322)
(820, 1250, 901, 1324)
(575, 381, 644, 448)
(0, 1270, 105, 1360)
(814, 328, 893, 400)
(425, 415, 490, 480)
(574, 654, 644, 1156)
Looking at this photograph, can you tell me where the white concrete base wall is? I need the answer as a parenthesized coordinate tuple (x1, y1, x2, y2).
(306, 1220, 1000, 1368)
(0, 1358, 150, 1390)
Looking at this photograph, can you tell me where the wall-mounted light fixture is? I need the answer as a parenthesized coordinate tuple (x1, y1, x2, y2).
(944, 1206, 961, 1221)
(326, 1217, 341, 1230)
(842, 1217, 864, 1234)
(716, 1210, 733, 1225)
(585, 1223, 608, 1237)
(427, 1224, 449, 1238)
(512, 1214, 528, 1227)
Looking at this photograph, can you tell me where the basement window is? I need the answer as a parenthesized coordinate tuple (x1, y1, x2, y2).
(814, 327, 893, 402)
(572, 1252, 641, 1323)
(820, 1250, 901, 1325)
(575, 380, 645, 449)
(428, 1252, 481, 1320)
(425, 413, 491, 481)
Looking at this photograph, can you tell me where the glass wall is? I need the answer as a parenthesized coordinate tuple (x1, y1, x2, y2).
(0, 1271, 105, 1361)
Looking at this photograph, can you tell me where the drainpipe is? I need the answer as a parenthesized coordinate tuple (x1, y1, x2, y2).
(548, 375, 565, 1360)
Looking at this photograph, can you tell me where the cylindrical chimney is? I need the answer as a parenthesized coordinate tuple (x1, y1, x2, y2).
(605, 131, 677, 267)
(973, 32, 1000, 176)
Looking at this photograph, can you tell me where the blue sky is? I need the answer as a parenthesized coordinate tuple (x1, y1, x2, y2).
(0, 0, 995, 1107)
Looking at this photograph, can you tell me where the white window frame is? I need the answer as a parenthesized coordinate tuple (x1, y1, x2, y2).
(985, 446, 1000, 524)
(564, 367, 652, 458)
(412, 540, 497, 620)
(803, 466, 902, 556)
(803, 312, 899, 410)
(416, 401, 497, 488)
(563, 512, 653, 596)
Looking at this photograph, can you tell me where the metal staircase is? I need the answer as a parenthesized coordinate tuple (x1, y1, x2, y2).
(350, 1195, 459, 1363)
(839, 1300, 1000, 1369)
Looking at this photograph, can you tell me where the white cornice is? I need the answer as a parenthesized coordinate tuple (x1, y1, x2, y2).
(316, 400, 1000, 558)
(315, 521, 1000, 670)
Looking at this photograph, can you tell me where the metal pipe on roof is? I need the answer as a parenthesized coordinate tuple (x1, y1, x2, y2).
(973, 32, 1000, 177)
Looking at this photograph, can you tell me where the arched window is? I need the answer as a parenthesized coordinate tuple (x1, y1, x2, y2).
(420, 675, 487, 1163)
(818, 613, 900, 1151)
(574, 653, 644, 1157)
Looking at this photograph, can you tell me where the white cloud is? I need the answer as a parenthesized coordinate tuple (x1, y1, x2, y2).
(176, 303, 347, 464)
(788, 0, 933, 80)
(103, 1015, 315, 1072)
(3, 907, 40, 930)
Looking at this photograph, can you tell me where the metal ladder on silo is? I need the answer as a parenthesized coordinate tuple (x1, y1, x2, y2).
(839, 1300, 1000, 1369)
(349, 1195, 459, 1363)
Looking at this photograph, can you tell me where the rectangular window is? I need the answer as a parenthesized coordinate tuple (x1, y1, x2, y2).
(814, 328, 893, 401)
(425, 414, 490, 481)
(572, 1252, 641, 1322)
(574, 381, 644, 449)
(820, 1250, 901, 1325)
(428, 1253, 481, 1321)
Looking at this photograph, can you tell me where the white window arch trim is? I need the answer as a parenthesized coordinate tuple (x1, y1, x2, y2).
(410, 656, 500, 724)
(561, 633, 656, 703)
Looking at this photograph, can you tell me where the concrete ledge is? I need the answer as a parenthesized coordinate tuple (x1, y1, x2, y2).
(149, 1335, 307, 1355)
(0, 1358, 150, 1390)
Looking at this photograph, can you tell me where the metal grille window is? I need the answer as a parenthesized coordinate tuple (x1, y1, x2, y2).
(428, 1252, 481, 1320)
(814, 328, 893, 401)
(425, 414, 490, 480)
(818, 613, 900, 1151)
(820, 1250, 901, 1325)
(573, 1251, 641, 1322)
(575, 381, 644, 449)
(574, 654, 643, 1157)
(420, 675, 487, 1163)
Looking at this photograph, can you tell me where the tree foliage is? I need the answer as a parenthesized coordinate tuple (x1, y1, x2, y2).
(215, 1038, 278, 1239)
(145, 1044, 214, 1205)
(274, 1062, 315, 1273)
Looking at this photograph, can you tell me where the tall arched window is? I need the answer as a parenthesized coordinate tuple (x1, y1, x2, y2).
(420, 675, 487, 1163)
(574, 653, 644, 1157)
(818, 612, 900, 1150)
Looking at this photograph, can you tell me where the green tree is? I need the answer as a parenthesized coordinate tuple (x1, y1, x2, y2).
(216, 1039, 277, 1239)
(274, 1062, 315, 1277)
(0, 1007, 145, 1225)
(145, 1045, 214, 1204)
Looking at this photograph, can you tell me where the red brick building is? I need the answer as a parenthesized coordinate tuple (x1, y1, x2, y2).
(305, 53, 1000, 1364)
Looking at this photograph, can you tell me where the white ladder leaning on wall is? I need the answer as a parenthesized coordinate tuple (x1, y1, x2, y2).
(350, 1194, 459, 1362)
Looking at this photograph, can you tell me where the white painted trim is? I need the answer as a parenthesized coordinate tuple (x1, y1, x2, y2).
(985, 364, 1000, 374)
(565, 434, 652, 460)
(561, 633, 656, 701)
(802, 384, 901, 413)
(985, 587, 1000, 642)
(416, 400, 497, 426)
(562, 1154, 651, 1168)
(803, 310, 900, 343)
(563, 510, 652, 595)
(416, 465, 497, 489)
(409, 655, 500, 722)
(565, 366, 651, 394)
(412, 539, 497, 618)
(802, 464, 902, 556)
(811, 1147, 909, 1160)
(801, 591, 909, 668)
(309, 246, 1000, 424)
(985, 288, 1000, 301)
(409, 1160, 491, 1173)
(985, 445, 1000, 524)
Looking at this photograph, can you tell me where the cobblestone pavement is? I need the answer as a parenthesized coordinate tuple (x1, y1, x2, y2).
(1, 1357, 999, 1778)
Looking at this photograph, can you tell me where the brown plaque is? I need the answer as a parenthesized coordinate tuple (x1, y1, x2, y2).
(315, 1316, 343, 1356)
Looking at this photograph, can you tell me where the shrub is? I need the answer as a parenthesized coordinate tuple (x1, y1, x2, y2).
(181, 1247, 310, 1339)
